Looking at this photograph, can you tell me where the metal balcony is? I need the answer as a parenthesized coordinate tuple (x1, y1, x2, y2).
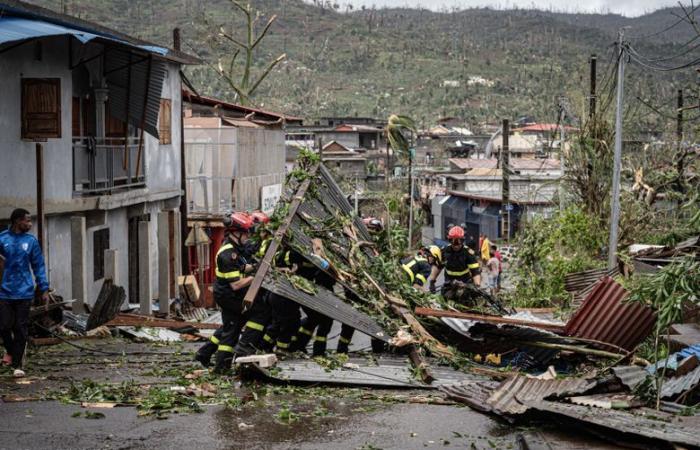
(72, 137, 146, 195)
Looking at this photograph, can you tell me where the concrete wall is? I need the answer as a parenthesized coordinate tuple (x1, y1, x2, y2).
(0, 36, 184, 306)
(0, 37, 74, 211)
(318, 132, 360, 150)
(145, 64, 182, 194)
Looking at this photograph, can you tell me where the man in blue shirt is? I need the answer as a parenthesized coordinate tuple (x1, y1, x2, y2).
(0, 208, 49, 377)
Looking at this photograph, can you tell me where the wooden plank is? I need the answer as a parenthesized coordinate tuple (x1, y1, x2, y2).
(415, 307, 566, 334)
(242, 171, 316, 308)
(105, 313, 220, 329)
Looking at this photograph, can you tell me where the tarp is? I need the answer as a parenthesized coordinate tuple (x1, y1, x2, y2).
(0, 17, 168, 55)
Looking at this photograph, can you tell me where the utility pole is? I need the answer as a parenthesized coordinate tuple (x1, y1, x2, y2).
(318, 137, 324, 161)
(559, 100, 566, 210)
(677, 89, 683, 147)
(589, 54, 597, 120)
(608, 31, 625, 270)
(174, 27, 189, 275)
(407, 130, 415, 250)
(501, 119, 511, 241)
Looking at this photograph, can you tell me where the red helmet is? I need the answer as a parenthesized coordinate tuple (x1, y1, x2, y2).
(223, 212, 254, 232)
(447, 225, 465, 240)
(250, 211, 270, 225)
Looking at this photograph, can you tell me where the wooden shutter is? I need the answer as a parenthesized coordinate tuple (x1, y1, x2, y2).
(159, 99, 172, 145)
(105, 100, 127, 138)
(21, 78, 61, 139)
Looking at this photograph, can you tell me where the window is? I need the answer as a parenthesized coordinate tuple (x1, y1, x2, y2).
(159, 99, 172, 144)
(93, 228, 110, 281)
(21, 78, 61, 139)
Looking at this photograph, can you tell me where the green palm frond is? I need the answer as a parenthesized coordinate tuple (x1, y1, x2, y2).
(386, 114, 417, 157)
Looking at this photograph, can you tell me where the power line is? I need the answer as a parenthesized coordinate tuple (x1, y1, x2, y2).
(627, 3, 700, 40)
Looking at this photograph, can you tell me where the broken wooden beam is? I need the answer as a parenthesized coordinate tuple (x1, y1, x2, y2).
(104, 313, 221, 330)
(414, 307, 566, 334)
(243, 168, 316, 309)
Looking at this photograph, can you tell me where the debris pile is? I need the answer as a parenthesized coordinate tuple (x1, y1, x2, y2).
(16, 154, 699, 448)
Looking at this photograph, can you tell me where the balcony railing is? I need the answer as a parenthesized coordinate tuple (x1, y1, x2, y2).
(73, 137, 146, 195)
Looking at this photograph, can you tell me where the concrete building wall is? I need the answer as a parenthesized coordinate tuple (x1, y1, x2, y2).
(318, 132, 359, 150)
(45, 216, 73, 299)
(146, 64, 182, 194)
(0, 36, 184, 306)
(0, 37, 74, 211)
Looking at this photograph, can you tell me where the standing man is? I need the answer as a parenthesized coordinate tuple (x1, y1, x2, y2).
(0, 209, 49, 378)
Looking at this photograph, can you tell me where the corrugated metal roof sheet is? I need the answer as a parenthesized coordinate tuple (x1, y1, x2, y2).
(105, 48, 166, 139)
(611, 365, 649, 391)
(564, 277, 656, 352)
(564, 267, 620, 293)
(262, 273, 388, 342)
(439, 380, 500, 414)
(486, 375, 597, 415)
(251, 355, 472, 389)
(661, 365, 700, 398)
(525, 400, 700, 448)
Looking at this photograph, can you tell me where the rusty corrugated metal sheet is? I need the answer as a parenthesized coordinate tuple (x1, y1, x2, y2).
(486, 375, 597, 415)
(564, 267, 619, 293)
(564, 277, 656, 351)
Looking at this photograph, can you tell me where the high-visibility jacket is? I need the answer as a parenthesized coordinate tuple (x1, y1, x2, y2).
(441, 244, 481, 283)
(212, 239, 245, 299)
(400, 255, 432, 287)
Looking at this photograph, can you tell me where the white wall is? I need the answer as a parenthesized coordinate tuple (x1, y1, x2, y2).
(145, 63, 182, 194)
(0, 37, 74, 212)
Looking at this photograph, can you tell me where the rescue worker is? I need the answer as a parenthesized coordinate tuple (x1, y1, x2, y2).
(288, 251, 336, 356)
(244, 211, 271, 262)
(234, 246, 306, 356)
(434, 226, 481, 304)
(194, 212, 255, 372)
(401, 245, 442, 290)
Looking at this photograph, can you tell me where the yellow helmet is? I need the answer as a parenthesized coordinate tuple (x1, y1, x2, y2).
(428, 245, 442, 264)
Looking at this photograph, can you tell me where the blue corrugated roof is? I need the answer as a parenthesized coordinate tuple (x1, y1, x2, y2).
(0, 16, 167, 55)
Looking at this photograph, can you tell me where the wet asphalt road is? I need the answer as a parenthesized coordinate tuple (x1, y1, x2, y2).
(0, 400, 516, 450)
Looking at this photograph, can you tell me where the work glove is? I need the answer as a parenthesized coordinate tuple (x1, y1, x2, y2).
(429, 280, 437, 294)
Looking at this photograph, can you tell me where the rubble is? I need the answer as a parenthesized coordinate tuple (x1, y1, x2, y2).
(9, 158, 697, 449)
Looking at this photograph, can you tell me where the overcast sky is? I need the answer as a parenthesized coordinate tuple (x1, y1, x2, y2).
(339, 0, 682, 17)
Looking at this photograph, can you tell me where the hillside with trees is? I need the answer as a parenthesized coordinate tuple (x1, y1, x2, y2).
(29, 0, 699, 132)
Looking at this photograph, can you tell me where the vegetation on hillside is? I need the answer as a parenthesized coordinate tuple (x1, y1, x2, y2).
(29, 0, 698, 131)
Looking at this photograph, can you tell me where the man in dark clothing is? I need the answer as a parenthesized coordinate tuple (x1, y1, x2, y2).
(0, 208, 49, 378)
(435, 226, 481, 305)
(194, 212, 254, 373)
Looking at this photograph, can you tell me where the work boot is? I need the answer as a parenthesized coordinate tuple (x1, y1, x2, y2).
(194, 351, 212, 368)
(336, 341, 349, 354)
(371, 339, 386, 354)
(312, 339, 327, 357)
(213, 352, 234, 374)
(193, 342, 217, 367)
